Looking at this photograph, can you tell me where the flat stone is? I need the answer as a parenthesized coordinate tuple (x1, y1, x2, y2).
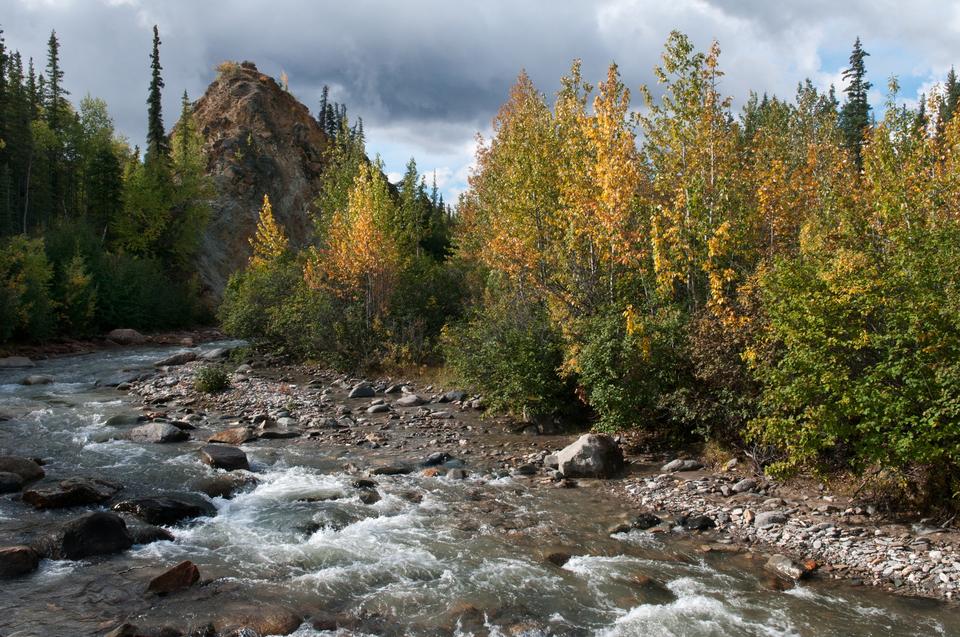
(113, 494, 216, 526)
(0, 456, 44, 482)
(0, 545, 40, 578)
(153, 351, 197, 367)
(208, 426, 256, 445)
(128, 422, 189, 443)
(107, 329, 145, 345)
(661, 458, 702, 472)
(366, 403, 391, 414)
(755, 511, 789, 528)
(200, 444, 249, 471)
(369, 465, 413, 476)
(147, 560, 200, 594)
(22, 478, 122, 509)
(395, 394, 425, 407)
(731, 478, 758, 494)
(348, 383, 375, 398)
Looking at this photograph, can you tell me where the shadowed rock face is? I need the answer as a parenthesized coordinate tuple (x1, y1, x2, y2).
(190, 61, 330, 299)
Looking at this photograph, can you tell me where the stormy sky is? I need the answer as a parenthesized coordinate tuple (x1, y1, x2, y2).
(5, 0, 960, 200)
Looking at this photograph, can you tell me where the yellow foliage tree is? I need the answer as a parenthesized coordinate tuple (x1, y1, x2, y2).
(249, 194, 289, 267)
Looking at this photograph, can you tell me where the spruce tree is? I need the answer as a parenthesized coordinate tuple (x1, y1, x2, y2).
(145, 25, 168, 164)
(44, 30, 68, 134)
(938, 67, 960, 130)
(838, 37, 872, 167)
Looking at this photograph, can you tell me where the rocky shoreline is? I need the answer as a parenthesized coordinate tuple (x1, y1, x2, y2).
(129, 350, 960, 603)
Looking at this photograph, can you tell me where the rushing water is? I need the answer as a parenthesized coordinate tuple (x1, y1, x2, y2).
(1, 343, 958, 637)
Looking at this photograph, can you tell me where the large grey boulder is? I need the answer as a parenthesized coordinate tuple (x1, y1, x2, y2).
(127, 422, 189, 443)
(765, 554, 810, 580)
(395, 394, 425, 407)
(555, 434, 624, 478)
(348, 383, 376, 398)
(20, 375, 53, 385)
(755, 510, 789, 528)
(23, 478, 122, 509)
(36, 512, 133, 560)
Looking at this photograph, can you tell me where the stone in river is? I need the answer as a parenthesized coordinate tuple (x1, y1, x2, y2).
(395, 393, 425, 407)
(731, 477, 758, 494)
(20, 375, 53, 385)
(755, 511, 789, 528)
(127, 422, 189, 443)
(348, 383, 376, 398)
(0, 472, 24, 494)
(214, 604, 303, 636)
(153, 351, 197, 367)
(208, 426, 256, 445)
(661, 458, 702, 472)
(765, 554, 811, 580)
(200, 444, 250, 471)
(107, 328, 146, 345)
(22, 477, 122, 509)
(37, 512, 133, 560)
(0, 456, 45, 482)
(0, 356, 34, 368)
(113, 494, 216, 526)
(0, 545, 40, 578)
(147, 560, 201, 594)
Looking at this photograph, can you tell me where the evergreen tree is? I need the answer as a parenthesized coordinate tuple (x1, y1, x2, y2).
(145, 25, 167, 164)
(26, 58, 40, 119)
(838, 37, 872, 167)
(44, 30, 68, 134)
(938, 67, 960, 130)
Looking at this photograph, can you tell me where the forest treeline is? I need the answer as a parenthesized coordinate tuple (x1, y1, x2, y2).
(0, 26, 211, 341)
(223, 32, 960, 511)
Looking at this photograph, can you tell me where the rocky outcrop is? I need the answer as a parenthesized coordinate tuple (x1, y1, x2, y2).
(190, 61, 331, 299)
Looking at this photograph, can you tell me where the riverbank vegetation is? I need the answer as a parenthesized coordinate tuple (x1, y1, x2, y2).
(0, 27, 211, 342)
(222, 32, 960, 512)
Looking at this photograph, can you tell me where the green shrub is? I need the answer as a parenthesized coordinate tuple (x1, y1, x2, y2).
(576, 306, 690, 433)
(97, 253, 199, 330)
(0, 235, 55, 342)
(194, 365, 230, 393)
(442, 290, 568, 418)
(749, 226, 960, 495)
(219, 257, 302, 340)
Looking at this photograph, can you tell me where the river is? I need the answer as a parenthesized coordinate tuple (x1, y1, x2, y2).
(0, 342, 957, 636)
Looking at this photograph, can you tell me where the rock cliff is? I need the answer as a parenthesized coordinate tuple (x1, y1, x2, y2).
(190, 61, 329, 298)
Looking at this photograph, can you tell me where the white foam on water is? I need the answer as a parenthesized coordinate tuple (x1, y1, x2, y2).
(34, 558, 84, 581)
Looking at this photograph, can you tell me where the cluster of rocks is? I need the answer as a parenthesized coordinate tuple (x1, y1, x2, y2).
(618, 459, 960, 599)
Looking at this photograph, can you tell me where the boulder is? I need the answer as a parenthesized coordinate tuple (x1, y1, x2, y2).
(366, 403, 391, 414)
(22, 478, 122, 509)
(208, 426, 256, 445)
(0, 471, 24, 493)
(755, 511, 788, 528)
(446, 468, 468, 480)
(200, 347, 230, 361)
(0, 456, 45, 482)
(104, 413, 145, 427)
(20, 374, 54, 385)
(125, 520, 176, 545)
(200, 444, 249, 471)
(153, 351, 197, 367)
(107, 328, 146, 345)
(113, 494, 216, 526)
(395, 393, 425, 407)
(369, 465, 413, 476)
(127, 422, 190, 443)
(731, 478, 758, 494)
(764, 554, 811, 580)
(661, 458, 702, 472)
(440, 390, 467, 403)
(555, 434, 624, 478)
(147, 560, 200, 594)
(214, 605, 303, 636)
(0, 356, 34, 368)
(348, 383, 376, 398)
(0, 545, 40, 578)
(681, 514, 716, 531)
(189, 474, 256, 499)
(422, 451, 452, 467)
(38, 512, 133, 560)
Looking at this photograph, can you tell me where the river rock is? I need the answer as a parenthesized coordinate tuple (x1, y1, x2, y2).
(22, 477, 122, 509)
(0, 472, 24, 493)
(447, 468, 468, 480)
(0, 356, 34, 368)
(107, 328, 146, 345)
(113, 494, 216, 526)
(127, 422, 190, 443)
(369, 465, 413, 476)
(422, 451, 452, 467)
(153, 351, 197, 367)
(0, 456, 45, 482)
(358, 490, 381, 505)
(555, 434, 624, 478)
(755, 511, 788, 528)
(366, 403, 391, 414)
(0, 545, 40, 578)
(731, 478, 758, 494)
(681, 514, 716, 531)
(147, 560, 200, 594)
(765, 554, 810, 580)
(189, 474, 256, 499)
(208, 426, 256, 445)
(396, 393, 425, 407)
(440, 390, 467, 403)
(20, 374, 54, 385)
(38, 511, 133, 560)
(215, 605, 303, 636)
(348, 383, 376, 398)
(661, 458, 702, 472)
(200, 347, 230, 360)
(105, 413, 145, 427)
(125, 519, 175, 545)
(200, 444, 249, 471)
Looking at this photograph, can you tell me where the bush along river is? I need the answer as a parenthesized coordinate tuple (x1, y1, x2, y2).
(0, 341, 958, 637)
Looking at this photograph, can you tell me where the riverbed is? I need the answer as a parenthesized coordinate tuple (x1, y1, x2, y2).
(1, 343, 958, 636)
